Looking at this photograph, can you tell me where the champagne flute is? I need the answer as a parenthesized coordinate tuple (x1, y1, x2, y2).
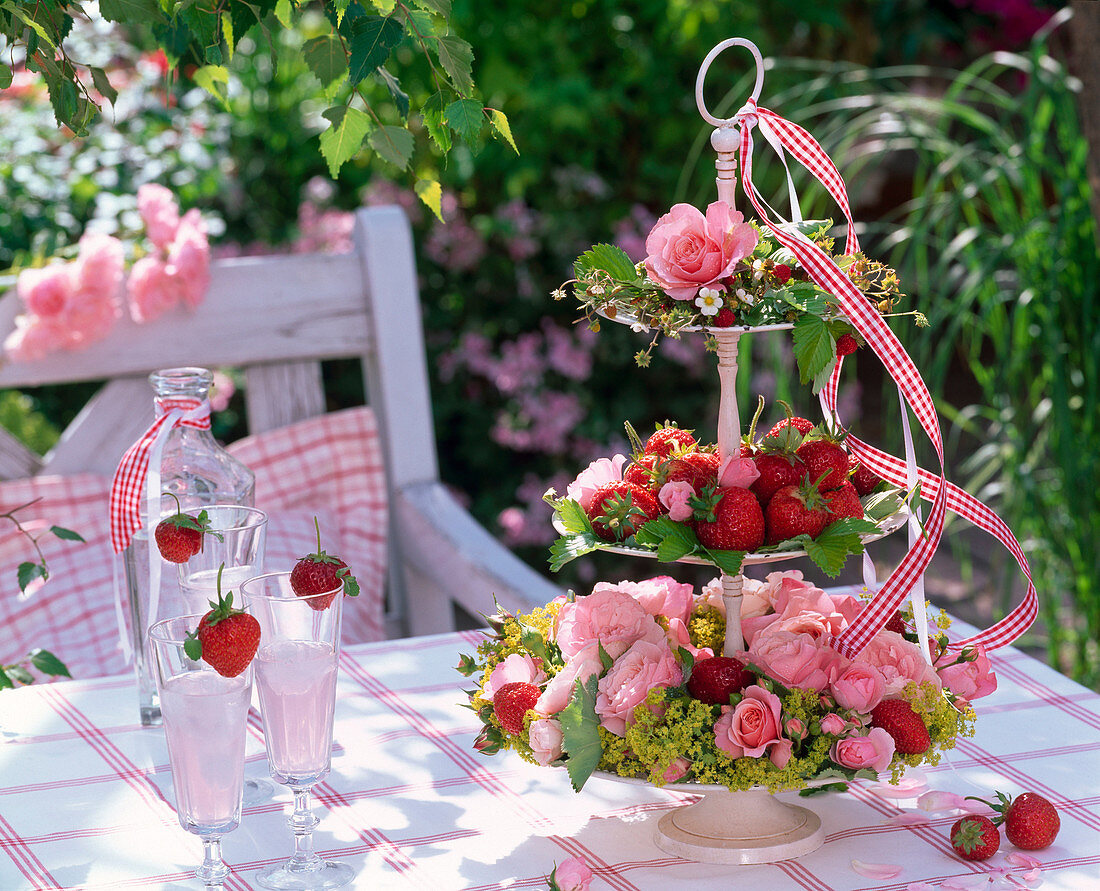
(176, 505, 273, 806)
(241, 571, 355, 890)
(150, 615, 252, 888)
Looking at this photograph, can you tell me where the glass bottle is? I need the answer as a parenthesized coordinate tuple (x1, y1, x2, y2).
(123, 367, 255, 726)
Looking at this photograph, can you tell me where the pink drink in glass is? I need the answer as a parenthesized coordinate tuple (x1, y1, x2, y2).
(254, 639, 338, 785)
(160, 671, 251, 833)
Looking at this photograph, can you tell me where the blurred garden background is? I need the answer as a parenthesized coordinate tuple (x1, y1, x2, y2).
(3, 1, 1099, 684)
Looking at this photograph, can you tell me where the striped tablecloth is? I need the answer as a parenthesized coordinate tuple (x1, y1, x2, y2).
(1, 629, 1098, 890)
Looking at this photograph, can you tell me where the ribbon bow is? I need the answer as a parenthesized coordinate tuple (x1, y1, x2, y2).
(732, 101, 1036, 658)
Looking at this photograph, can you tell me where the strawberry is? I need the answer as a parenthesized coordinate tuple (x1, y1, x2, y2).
(692, 485, 765, 552)
(623, 454, 662, 493)
(764, 479, 830, 544)
(823, 481, 864, 523)
(836, 333, 860, 357)
(664, 450, 720, 494)
(643, 423, 696, 459)
(712, 307, 737, 327)
(290, 518, 360, 610)
(766, 416, 814, 439)
(950, 815, 1000, 861)
(870, 698, 931, 754)
(971, 791, 1060, 851)
(773, 263, 792, 284)
(493, 681, 540, 735)
(796, 436, 849, 491)
(849, 456, 885, 496)
(154, 495, 220, 563)
(184, 566, 261, 678)
(687, 656, 753, 704)
(751, 452, 803, 505)
(885, 611, 906, 635)
(586, 480, 660, 541)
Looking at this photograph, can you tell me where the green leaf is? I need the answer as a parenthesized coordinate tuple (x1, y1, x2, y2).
(370, 0, 397, 12)
(100, 0, 162, 23)
(559, 675, 601, 792)
(183, 636, 202, 661)
(0, 65, 12, 90)
(792, 314, 835, 385)
(772, 281, 832, 315)
(701, 548, 746, 576)
(17, 561, 46, 593)
(402, 8, 435, 36)
(863, 487, 906, 522)
(810, 356, 838, 395)
(368, 125, 414, 169)
(435, 34, 474, 94)
(7, 666, 34, 685)
(348, 15, 404, 86)
(8, 3, 57, 44)
(548, 532, 602, 573)
(456, 653, 479, 677)
(192, 64, 229, 110)
(413, 0, 451, 14)
(422, 89, 451, 152)
(319, 105, 371, 178)
(89, 67, 117, 105)
(803, 518, 880, 577)
(554, 498, 595, 536)
(274, 0, 294, 28)
(221, 11, 234, 61)
(376, 67, 409, 118)
(415, 178, 443, 221)
(49, 526, 85, 543)
(574, 244, 639, 283)
(444, 97, 482, 144)
(487, 108, 518, 154)
(305, 35, 347, 90)
(799, 782, 849, 797)
(0, 670, 13, 691)
(634, 516, 693, 549)
(597, 641, 614, 672)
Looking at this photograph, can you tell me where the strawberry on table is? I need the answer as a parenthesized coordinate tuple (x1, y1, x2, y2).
(154, 494, 220, 563)
(869, 698, 931, 754)
(764, 478, 830, 544)
(184, 566, 260, 678)
(692, 485, 765, 552)
(686, 656, 753, 705)
(291, 517, 360, 610)
(493, 681, 541, 735)
(970, 791, 1061, 851)
(586, 480, 660, 542)
(950, 815, 1000, 861)
(642, 423, 696, 459)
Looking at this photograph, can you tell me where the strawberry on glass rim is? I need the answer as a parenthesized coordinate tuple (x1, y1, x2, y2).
(184, 564, 261, 678)
(155, 493, 222, 563)
(290, 517, 360, 611)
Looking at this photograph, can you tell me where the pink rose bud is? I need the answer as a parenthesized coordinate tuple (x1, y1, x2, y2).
(820, 712, 846, 735)
(784, 717, 808, 741)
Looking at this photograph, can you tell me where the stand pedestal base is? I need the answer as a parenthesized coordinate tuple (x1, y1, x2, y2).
(654, 788, 824, 864)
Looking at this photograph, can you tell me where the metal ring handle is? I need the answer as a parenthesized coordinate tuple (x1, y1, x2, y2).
(695, 37, 764, 126)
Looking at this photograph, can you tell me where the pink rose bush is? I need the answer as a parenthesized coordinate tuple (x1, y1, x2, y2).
(3, 184, 211, 363)
(460, 572, 990, 794)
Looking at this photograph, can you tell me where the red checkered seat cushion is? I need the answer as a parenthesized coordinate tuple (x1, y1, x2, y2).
(0, 406, 388, 680)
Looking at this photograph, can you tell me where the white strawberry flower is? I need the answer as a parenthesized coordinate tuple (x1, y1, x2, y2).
(752, 259, 766, 280)
(694, 287, 724, 317)
(734, 287, 756, 307)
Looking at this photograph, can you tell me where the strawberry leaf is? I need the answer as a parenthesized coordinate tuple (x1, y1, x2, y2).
(793, 314, 835, 385)
(554, 497, 595, 535)
(700, 547, 746, 576)
(804, 518, 880, 577)
(0, 670, 13, 690)
(336, 566, 360, 596)
(17, 561, 46, 592)
(574, 243, 640, 283)
(548, 532, 602, 572)
(597, 641, 613, 672)
(183, 636, 202, 661)
(863, 487, 907, 522)
(633, 516, 695, 552)
(559, 675, 601, 792)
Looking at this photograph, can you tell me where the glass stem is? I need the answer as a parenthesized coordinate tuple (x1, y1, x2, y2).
(196, 836, 229, 887)
(287, 786, 323, 873)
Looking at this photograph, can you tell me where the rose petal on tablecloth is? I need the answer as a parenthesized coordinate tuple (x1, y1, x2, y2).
(1005, 852, 1043, 870)
(851, 860, 903, 880)
(940, 876, 991, 890)
(868, 775, 929, 798)
(887, 812, 931, 825)
(907, 883, 937, 891)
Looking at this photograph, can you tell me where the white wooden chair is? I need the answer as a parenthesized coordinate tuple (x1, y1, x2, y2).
(0, 205, 560, 641)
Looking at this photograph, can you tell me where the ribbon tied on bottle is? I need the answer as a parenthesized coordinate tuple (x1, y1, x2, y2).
(108, 396, 212, 659)
(701, 42, 1036, 659)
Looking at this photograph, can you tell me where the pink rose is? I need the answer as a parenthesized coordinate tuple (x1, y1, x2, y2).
(551, 856, 593, 891)
(18, 263, 75, 319)
(595, 639, 682, 736)
(831, 661, 886, 714)
(658, 480, 695, 522)
(644, 201, 759, 300)
(830, 727, 896, 773)
(3, 316, 71, 361)
(860, 631, 942, 696)
(594, 576, 695, 625)
(74, 232, 125, 303)
(137, 183, 181, 249)
(936, 645, 997, 702)
(483, 653, 546, 699)
(736, 577, 772, 620)
(718, 457, 760, 489)
(167, 208, 210, 309)
(536, 643, 603, 716)
(820, 712, 847, 735)
(528, 718, 563, 766)
(713, 685, 792, 768)
(555, 587, 658, 660)
(566, 454, 627, 510)
(743, 583, 860, 647)
(127, 255, 180, 323)
(749, 631, 845, 692)
(64, 291, 121, 345)
(661, 756, 691, 783)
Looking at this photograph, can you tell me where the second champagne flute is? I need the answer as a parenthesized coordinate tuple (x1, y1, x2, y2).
(241, 571, 355, 890)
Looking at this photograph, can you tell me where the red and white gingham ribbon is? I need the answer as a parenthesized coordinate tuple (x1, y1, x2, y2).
(108, 396, 211, 554)
(730, 98, 1037, 656)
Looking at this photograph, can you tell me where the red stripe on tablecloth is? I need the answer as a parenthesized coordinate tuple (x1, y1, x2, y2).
(37, 686, 172, 820)
(774, 858, 835, 891)
(0, 811, 60, 889)
(988, 658, 1100, 733)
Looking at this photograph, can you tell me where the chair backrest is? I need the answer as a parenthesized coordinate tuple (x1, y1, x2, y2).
(0, 206, 431, 636)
